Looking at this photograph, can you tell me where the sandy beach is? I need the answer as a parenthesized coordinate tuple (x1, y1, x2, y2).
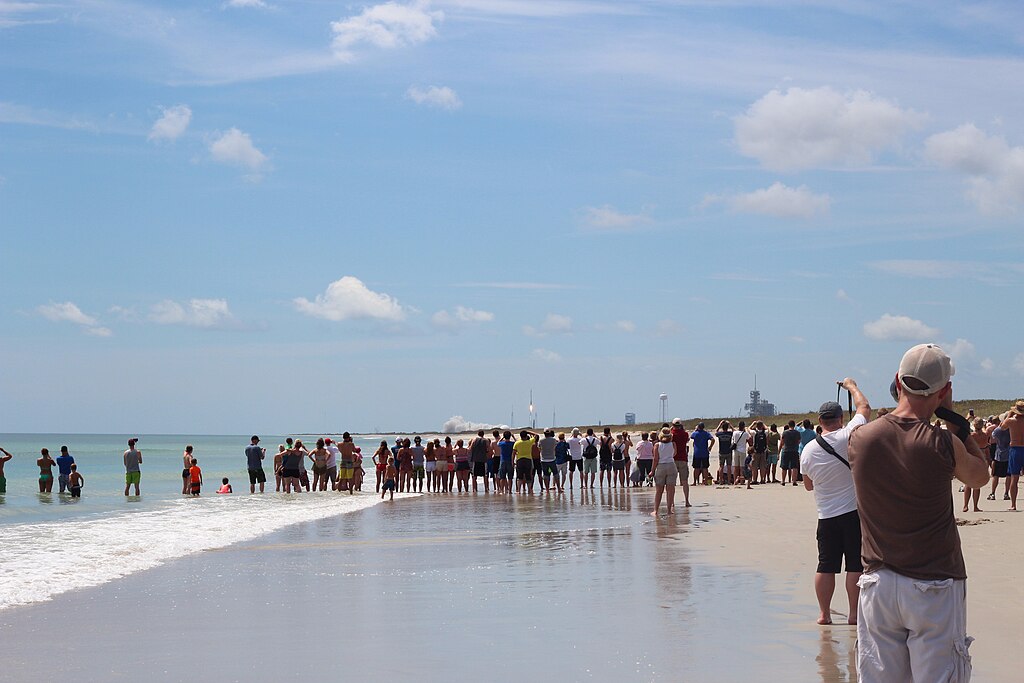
(0, 481, 1018, 682)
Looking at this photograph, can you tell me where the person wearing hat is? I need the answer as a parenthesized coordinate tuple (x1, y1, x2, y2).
(998, 400, 1024, 511)
(848, 344, 990, 682)
(245, 436, 267, 494)
(650, 427, 678, 515)
(799, 378, 870, 626)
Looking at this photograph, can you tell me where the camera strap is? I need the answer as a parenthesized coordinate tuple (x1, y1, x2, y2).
(814, 434, 850, 469)
(837, 385, 853, 420)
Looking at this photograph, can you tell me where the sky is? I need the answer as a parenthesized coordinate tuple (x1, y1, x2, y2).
(3, 0, 1024, 434)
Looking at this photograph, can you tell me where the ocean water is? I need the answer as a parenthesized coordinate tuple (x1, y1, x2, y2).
(0, 433, 394, 610)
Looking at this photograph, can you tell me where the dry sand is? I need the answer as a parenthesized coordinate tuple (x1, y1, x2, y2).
(681, 479, 1022, 681)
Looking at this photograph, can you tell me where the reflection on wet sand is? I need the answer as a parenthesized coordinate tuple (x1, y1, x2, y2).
(816, 627, 858, 682)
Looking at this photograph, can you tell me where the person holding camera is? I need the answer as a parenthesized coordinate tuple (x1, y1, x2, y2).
(849, 344, 989, 682)
(799, 378, 870, 626)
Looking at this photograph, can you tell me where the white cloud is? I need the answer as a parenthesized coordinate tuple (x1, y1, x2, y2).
(579, 204, 651, 232)
(209, 128, 268, 173)
(406, 85, 462, 111)
(1013, 354, 1024, 376)
(655, 318, 681, 336)
(37, 301, 110, 336)
(705, 182, 830, 219)
(836, 289, 851, 302)
(531, 348, 562, 362)
(735, 87, 921, 171)
(789, 336, 805, 343)
(456, 281, 575, 290)
(943, 338, 975, 362)
(437, 0, 626, 17)
(148, 105, 191, 142)
(294, 276, 405, 322)
(924, 123, 1024, 214)
(862, 314, 939, 341)
(524, 313, 573, 336)
(431, 305, 494, 330)
(869, 260, 965, 279)
(37, 301, 98, 327)
(440, 415, 493, 433)
(331, 1, 443, 62)
(615, 320, 636, 333)
(149, 298, 234, 328)
(225, 0, 267, 7)
(980, 358, 995, 372)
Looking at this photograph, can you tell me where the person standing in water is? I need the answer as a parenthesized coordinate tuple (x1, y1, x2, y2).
(0, 446, 12, 494)
(182, 445, 194, 495)
(37, 448, 56, 493)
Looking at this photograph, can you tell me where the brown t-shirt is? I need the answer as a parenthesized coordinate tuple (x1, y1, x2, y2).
(848, 413, 966, 581)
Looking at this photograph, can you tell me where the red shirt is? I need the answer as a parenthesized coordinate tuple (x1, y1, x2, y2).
(671, 428, 689, 462)
(189, 465, 202, 483)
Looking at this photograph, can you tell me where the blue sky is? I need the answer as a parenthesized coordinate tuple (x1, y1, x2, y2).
(2, 0, 1023, 434)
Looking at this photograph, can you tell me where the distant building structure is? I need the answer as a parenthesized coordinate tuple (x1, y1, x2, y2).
(624, 412, 636, 426)
(744, 379, 777, 418)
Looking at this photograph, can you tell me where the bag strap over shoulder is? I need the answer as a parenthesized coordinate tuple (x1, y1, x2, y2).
(814, 434, 850, 469)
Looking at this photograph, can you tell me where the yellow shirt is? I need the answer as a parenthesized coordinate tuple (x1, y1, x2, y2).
(513, 439, 534, 461)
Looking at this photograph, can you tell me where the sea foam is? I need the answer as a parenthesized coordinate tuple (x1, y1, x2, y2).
(0, 493, 384, 610)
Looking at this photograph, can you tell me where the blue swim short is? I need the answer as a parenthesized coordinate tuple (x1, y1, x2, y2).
(1008, 447, 1024, 477)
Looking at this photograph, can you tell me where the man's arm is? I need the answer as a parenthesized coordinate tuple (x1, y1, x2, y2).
(952, 435, 989, 488)
(841, 377, 871, 420)
(803, 473, 814, 491)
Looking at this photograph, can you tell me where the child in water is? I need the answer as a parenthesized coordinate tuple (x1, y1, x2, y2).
(68, 463, 84, 498)
(381, 457, 397, 501)
(188, 458, 203, 496)
(216, 477, 232, 494)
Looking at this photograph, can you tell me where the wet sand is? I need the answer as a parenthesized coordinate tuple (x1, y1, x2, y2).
(0, 487, 858, 683)
(0, 483, 1010, 682)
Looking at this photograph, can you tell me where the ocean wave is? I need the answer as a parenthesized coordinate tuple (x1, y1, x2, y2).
(0, 493, 386, 610)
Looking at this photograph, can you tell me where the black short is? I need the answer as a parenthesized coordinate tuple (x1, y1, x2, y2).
(612, 459, 625, 471)
(569, 459, 583, 472)
(599, 457, 612, 471)
(542, 461, 558, 475)
(637, 459, 652, 477)
(515, 459, 533, 479)
(282, 468, 300, 479)
(816, 509, 863, 574)
(993, 460, 1008, 478)
(780, 451, 800, 470)
(456, 461, 471, 471)
(182, 469, 190, 479)
(472, 461, 487, 477)
(248, 468, 266, 484)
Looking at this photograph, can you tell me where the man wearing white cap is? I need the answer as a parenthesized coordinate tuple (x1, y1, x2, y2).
(848, 344, 989, 682)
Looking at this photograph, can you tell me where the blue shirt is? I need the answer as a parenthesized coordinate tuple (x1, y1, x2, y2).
(55, 454, 74, 475)
(690, 430, 713, 457)
(555, 441, 570, 464)
(498, 439, 515, 461)
(797, 426, 816, 454)
(245, 445, 264, 469)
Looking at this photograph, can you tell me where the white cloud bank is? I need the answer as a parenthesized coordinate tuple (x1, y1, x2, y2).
(531, 348, 562, 362)
(703, 182, 830, 219)
(150, 298, 234, 328)
(225, 0, 267, 8)
(148, 105, 191, 142)
(924, 123, 1024, 214)
(331, 1, 443, 62)
(294, 276, 405, 322)
(579, 204, 651, 232)
(37, 301, 111, 337)
(524, 313, 573, 337)
(432, 306, 494, 330)
(407, 85, 462, 110)
(863, 314, 939, 341)
(440, 415, 493, 433)
(209, 128, 268, 173)
(735, 87, 921, 171)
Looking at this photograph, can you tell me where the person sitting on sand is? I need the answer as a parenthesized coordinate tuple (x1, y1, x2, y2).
(217, 478, 232, 494)
(651, 428, 678, 515)
(68, 463, 84, 498)
(188, 458, 203, 496)
(37, 448, 56, 493)
(381, 457, 397, 501)
(800, 378, 870, 626)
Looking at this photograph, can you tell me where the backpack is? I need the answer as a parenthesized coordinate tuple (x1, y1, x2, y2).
(612, 442, 625, 461)
(583, 437, 598, 459)
(753, 430, 768, 453)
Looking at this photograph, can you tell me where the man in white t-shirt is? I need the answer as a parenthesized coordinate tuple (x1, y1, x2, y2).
(567, 428, 584, 490)
(324, 438, 341, 491)
(801, 377, 870, 626)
